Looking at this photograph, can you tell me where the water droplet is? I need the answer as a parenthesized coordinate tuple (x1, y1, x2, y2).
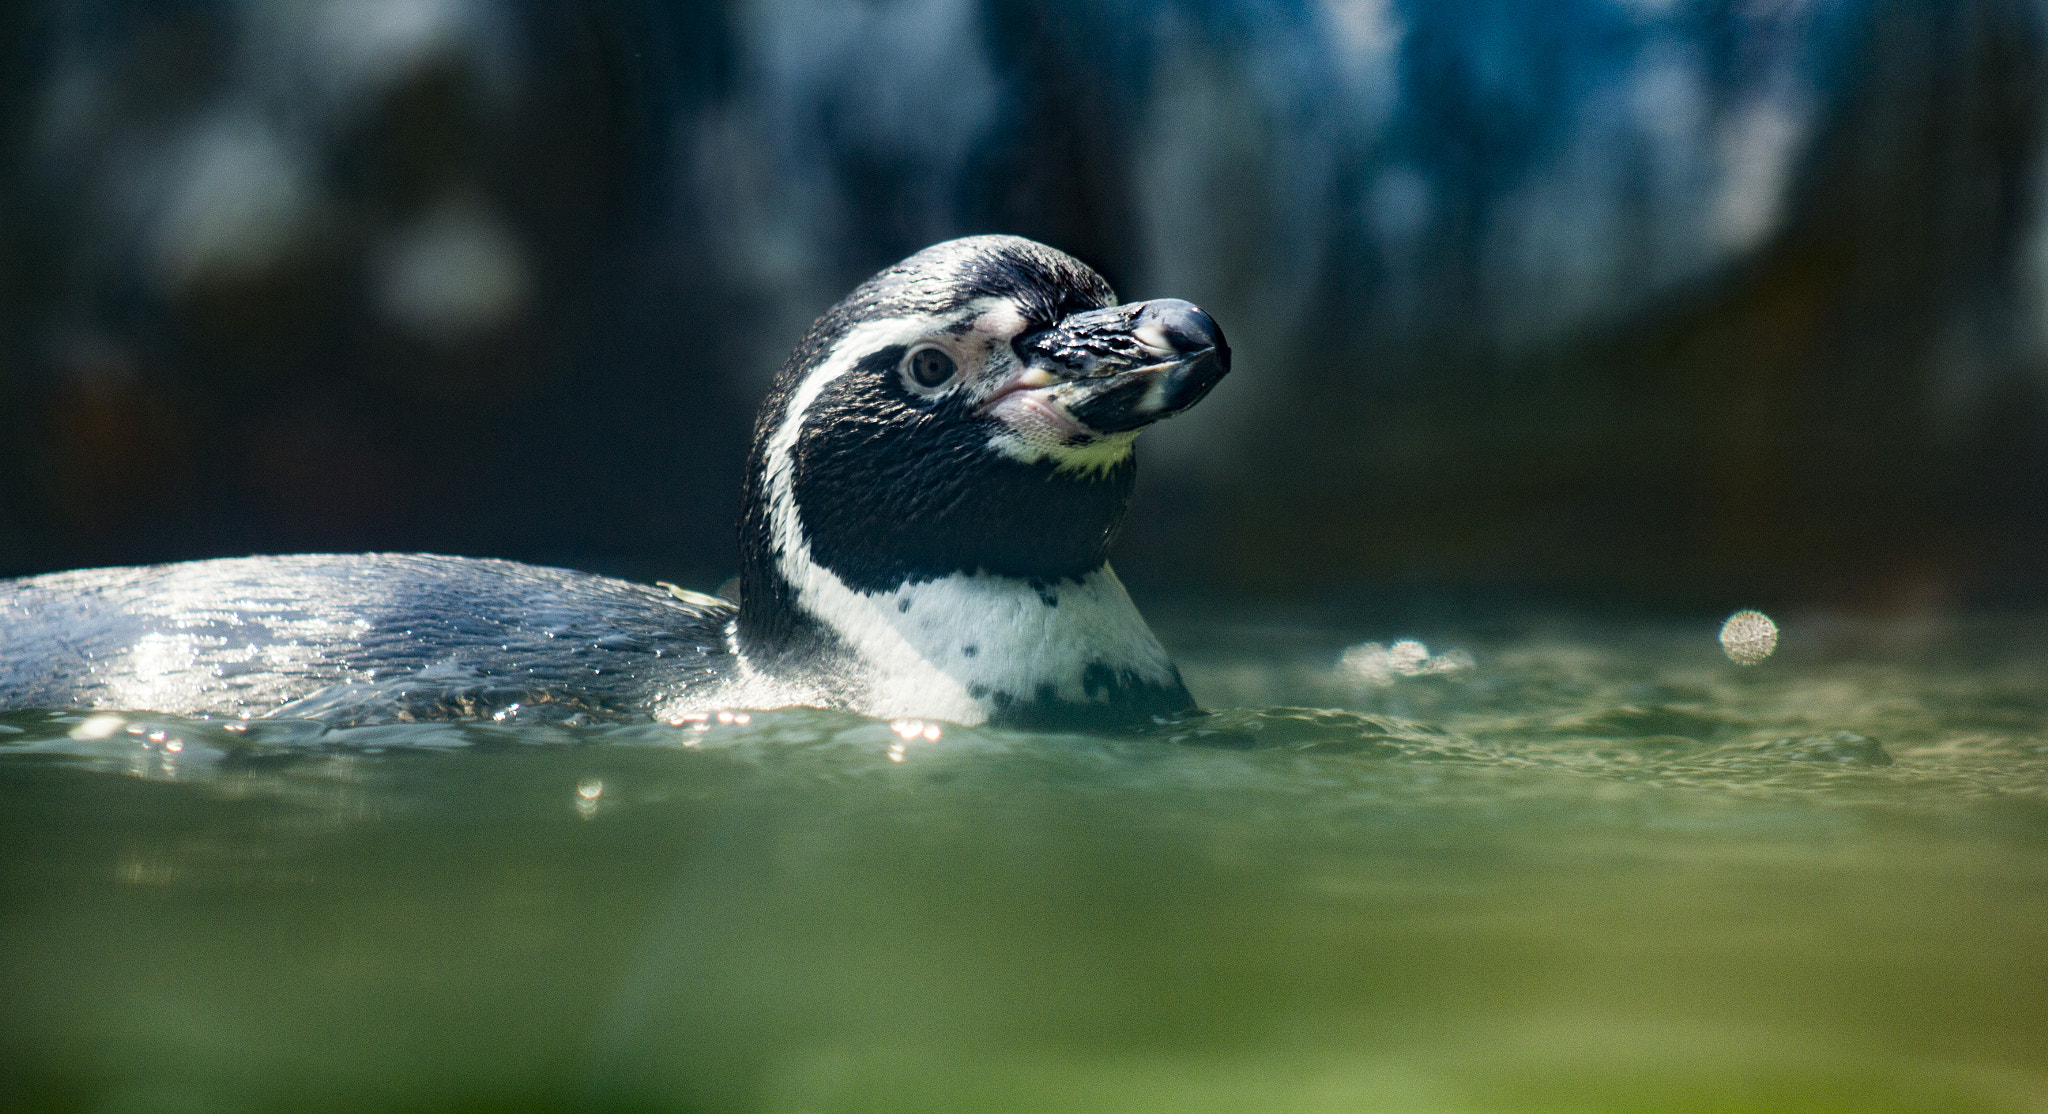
(1720, 610, 1778, 664)
(1339, 641, 1474, 684)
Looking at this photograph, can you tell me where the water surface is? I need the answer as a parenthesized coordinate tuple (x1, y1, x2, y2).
(3, 609, 2044, 1111)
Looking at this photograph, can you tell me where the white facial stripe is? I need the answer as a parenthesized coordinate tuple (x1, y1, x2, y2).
(969, 300, 1029, 353)
(758, 310, 991, 720)
(755, 306, 1176, 724)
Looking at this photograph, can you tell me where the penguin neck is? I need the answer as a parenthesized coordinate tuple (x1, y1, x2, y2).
(734, 452, 1191, 727)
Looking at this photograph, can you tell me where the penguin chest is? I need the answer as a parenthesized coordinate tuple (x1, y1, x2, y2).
(820, 566, 1192, 727)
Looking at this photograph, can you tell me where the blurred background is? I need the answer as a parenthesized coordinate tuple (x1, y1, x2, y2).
(1, 0, 2044, 614)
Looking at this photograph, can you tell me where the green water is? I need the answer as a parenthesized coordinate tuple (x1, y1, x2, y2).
(3, 609, 2045, 1111)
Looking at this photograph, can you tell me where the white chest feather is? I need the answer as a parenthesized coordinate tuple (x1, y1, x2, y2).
(814, 565, 1177, 723)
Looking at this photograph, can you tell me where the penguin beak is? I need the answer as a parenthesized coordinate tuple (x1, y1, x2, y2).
(996, 299, 1231, 435)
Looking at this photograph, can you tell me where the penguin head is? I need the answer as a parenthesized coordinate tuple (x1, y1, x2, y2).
(734, 235, 1229, 726)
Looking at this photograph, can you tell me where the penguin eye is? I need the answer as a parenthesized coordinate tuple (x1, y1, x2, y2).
(906, 346, 957, 389)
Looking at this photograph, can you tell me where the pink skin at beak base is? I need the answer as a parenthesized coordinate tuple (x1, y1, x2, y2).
(981, 368, 1087, 440)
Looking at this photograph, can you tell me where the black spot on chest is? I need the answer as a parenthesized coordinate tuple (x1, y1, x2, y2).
(792, 350, 1136, 594)
(981, 663, 1196, 729)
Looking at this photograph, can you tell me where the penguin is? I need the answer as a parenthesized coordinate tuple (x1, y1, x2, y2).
(0, 236, 1230, 729)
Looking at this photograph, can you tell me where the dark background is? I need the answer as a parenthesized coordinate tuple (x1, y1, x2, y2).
(2, 0, 2045, 615)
